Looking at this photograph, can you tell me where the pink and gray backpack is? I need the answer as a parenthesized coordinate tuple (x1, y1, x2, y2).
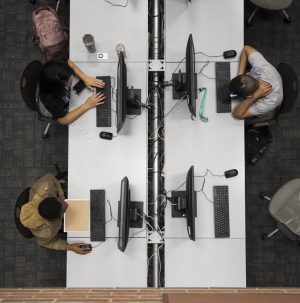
(32, 6, 69, 60)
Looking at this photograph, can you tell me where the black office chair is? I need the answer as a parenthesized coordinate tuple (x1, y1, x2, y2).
(245, 63, 298, 127)
(20, 60, 54, 139)
(29, 0, 61, 12)
(247, 0, 294, 26)
(14, 187, 34, 239)
(260, 179, 300, 244)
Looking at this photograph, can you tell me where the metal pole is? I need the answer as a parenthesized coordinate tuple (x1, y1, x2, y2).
(148, 0, 163, 288)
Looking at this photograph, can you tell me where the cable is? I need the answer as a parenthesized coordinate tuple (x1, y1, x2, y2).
(194, 168, 225, 178)
(104, 0, 128, 7)
(198, 61, 215, 80)
(194, 51, 222, 58)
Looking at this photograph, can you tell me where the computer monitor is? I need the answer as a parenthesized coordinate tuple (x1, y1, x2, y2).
(171, 165, 197, 240)
(172, 34, 197, 118)
(116, 51, 142, 133)
(117, 177, 144, 252)
(116, 51, 127, 133)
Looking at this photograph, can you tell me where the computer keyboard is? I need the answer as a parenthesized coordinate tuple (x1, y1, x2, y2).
(213, 185, 230, 238)
(96, 76, 111, 127)
(215, 62, 231, 113)
(90, 189, 106, 242)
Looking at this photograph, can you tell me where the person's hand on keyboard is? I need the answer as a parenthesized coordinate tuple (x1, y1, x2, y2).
(66, 243, 91, 255)
(84, 92, 106, 110)
(83, 75, 105, 90)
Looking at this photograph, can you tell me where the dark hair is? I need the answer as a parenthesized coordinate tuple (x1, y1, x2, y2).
(38, 197, 62, 220)
(229, 75, 258, 97)
(39, 59, 74, 97)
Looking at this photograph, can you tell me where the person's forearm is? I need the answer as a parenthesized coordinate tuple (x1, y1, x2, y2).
(233, 95, 258, 119)
(57, 103, 89, 125)
(68, 59, 88, 81)
(238, 47, 248, 75)
(37, 237, 67, 250)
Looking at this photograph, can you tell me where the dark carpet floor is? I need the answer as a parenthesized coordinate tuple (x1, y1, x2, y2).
(244, 0, 300, 287)
(1, 0, 300, 287)
(0, 0, 69, 287)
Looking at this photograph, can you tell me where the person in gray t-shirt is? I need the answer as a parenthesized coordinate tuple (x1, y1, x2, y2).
(229, 45, 283, 119)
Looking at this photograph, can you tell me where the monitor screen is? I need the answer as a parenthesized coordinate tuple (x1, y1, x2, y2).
(186, 165, 196, 240)
(116, 51, 127, 133)
(186, 34, 196, 118)
(117, 176, 130, 252)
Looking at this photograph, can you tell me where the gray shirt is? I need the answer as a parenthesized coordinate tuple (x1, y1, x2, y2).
(248, 52, 283, 116)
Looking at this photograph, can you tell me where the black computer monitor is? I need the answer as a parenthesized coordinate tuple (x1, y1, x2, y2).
(117, 177, 144, 252)
(171, 165, 197, 240)
(186, 34, 197, 118)
(116, 52, 142, 133)
(172, 34, 197, 118)
(186, 165, 196, 240)
(116, 51, 127, 133)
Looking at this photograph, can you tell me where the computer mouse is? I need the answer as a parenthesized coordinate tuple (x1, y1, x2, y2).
(79, 244, 92, 251)
(224, 169, 238, 178)
(223, 50, 237, 59)
(99, 131, 113, 140)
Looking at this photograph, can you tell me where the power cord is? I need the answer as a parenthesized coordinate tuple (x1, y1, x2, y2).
(104, 0, 128, 7)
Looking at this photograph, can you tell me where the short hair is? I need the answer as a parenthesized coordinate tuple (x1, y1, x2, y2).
(229, 74, 258, 97)
(38, 197, 62, 220)
(39, 59, 74, 97)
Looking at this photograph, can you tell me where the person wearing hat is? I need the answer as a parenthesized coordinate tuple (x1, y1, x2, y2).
(229, 45, 283, 119)
(20, 174, 90, 255)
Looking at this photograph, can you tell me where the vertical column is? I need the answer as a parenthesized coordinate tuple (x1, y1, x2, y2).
(148, 0, 165, 287)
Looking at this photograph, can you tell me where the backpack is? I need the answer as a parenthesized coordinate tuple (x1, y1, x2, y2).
(32, 6, 69, 60)
(245, 126, 272, 165)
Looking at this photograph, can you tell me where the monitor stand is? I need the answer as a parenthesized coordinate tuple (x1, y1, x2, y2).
(126, 86, 142, 115)
(170, 190, 197, 218)
(117, 201, 144, 228)
(172, 70, 198, 100)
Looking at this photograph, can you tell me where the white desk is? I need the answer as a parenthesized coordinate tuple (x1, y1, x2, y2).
(164, 57, 245, 286)
(67, 237, 147, 287)
(165, 0, 244, 62)
(70, 0, 148, 63)
(67, 62, 148, 287)
(164, 62, 245, 240)
(68, 0, 246, 288)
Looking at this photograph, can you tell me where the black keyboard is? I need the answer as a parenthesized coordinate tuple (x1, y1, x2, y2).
(90, 190, 106, 242)
(96, 76, 111, 127)
(215, 62, 231, 113)
(213, 185, 230, 238)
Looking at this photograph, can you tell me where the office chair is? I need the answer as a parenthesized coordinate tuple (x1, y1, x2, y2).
(20, 60, 54, 139)
(245, 63, 298, 127)
(14, 187, 34, 239)
(29, 0, 61, 12)
(247, 0, 293, 26)
(260, 179, 300, 243)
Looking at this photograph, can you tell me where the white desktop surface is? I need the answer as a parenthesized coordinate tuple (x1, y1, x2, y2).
(70, 0, 148, 63)
(68, 62, 147, 238)
(165, 0, 244, 62)
(165, 239, 246, 287)
(67, 238, 147, 287)
(164, 61, 246, 286)
(67, 62, 148, 287)
(164, 62, 245, 239)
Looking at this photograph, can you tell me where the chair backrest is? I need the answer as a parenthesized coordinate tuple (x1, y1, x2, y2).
(277, 63, 298, 115)
(14, 187, 34, 239)
(20, 60, 43, 111)
(250, 0, 294, 10)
